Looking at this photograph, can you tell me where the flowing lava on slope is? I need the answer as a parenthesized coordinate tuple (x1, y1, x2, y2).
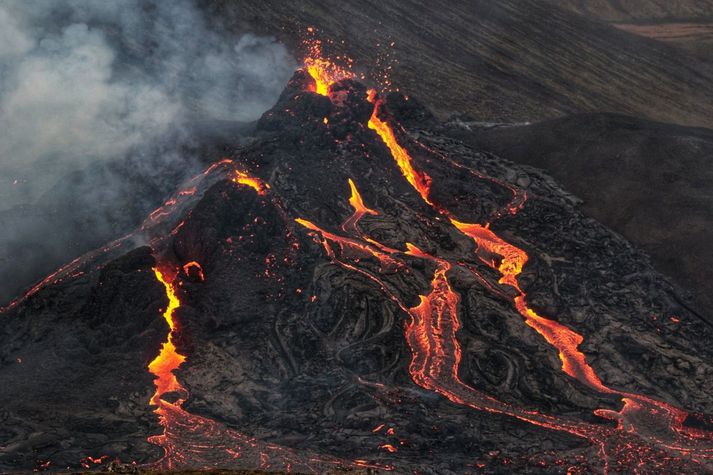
(148, 266, 187, 454)
(233, 169, 269, 195)
(144, 175, 390, 472)
(300, 54, 713, 472)
(367, 92, 435, 207)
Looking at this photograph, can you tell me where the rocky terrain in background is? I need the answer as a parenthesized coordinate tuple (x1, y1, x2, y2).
(545, 0, 713, 21)
(448, 114, 713, 319)
(563, 0, 713, 63)
(205, 0, 713, 128)
(1, 71, 712, 474)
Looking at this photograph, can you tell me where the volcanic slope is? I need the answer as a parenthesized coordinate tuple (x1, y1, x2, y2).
(2, 70, 713, 473)
(205, 0, 713, 129)
(449, 114, 713, 319)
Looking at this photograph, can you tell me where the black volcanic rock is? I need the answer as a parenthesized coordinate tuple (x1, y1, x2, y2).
(1, 77, 713, 474)
(448, 113, 713, 320)
(0, 247, 164, 470)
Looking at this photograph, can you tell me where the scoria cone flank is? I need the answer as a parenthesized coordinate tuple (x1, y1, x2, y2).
(1, 56, 713, 475)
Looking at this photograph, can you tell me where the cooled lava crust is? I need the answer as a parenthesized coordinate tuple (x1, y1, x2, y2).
(1, 71, 713, 474)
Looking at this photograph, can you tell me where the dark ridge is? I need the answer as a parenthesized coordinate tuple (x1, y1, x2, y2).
(447, 113, 713, 319)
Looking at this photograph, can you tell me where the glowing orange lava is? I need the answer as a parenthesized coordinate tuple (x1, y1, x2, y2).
(149, 268, 186, 407)
(233, 170, 269, 195)
(303, 36, 354, 95)
(368, 95, 433, 206)
(182, 261, 205, 281)
(342, 178, 379, 234)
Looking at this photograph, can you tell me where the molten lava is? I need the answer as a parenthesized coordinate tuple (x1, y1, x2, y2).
(148, 267, 186, 412)
(342, 178, 379, 234)
(303, 35, 354, 95)
(233, 170, 269, 195)
(367, 94, 434, 206)
(182, 261, 205, 281)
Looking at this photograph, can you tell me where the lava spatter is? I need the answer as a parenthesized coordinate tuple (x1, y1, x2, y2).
(182, 261, 205, 281)
(233, 170, 269, 195)
(303, 33, 355, 96)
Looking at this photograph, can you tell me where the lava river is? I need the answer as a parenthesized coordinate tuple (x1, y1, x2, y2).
(290, 55, 713, 473)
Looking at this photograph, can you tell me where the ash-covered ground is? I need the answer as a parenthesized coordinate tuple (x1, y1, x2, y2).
(1, 71, 713, 474)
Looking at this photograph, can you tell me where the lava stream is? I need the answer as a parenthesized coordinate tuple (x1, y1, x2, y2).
(367, 96, 434, 207)
(145, 172, 391, 472)
(362, 91, 713, 466)
(304, 53, 713, 467)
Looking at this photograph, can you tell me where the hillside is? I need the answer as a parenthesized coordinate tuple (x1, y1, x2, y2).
(448, 114, 713, 319)
(544, 0, 713, 21)
(205, 0, 713, 128)
(3, 72, 713, 474)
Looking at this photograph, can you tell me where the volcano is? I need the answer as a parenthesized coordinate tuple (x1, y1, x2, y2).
(1, 51, 713, 475)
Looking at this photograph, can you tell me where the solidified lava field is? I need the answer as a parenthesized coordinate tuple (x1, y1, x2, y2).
(2, 41, 713, 475)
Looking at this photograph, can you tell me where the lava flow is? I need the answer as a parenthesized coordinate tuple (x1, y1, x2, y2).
(148, 266, 187, 452)
(299, 57, 713, 471)
(372, 100, 713, 467)
(147, 260, 330, 470)
(143, 172, 390, 473)
(367, 93, 434, 207)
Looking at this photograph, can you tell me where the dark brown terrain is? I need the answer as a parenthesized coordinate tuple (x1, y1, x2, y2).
(447, 114, 713, 319)
(2, 70, 713, 474)
(1, 1, 713, 474)
(206, 0, 713, 127)
(546, 0, 713, 21)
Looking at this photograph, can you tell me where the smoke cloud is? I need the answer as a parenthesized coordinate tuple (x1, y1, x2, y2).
(0, 0, 296, 303)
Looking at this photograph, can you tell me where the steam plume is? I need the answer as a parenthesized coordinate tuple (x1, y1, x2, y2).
(0, 0, 296, 303)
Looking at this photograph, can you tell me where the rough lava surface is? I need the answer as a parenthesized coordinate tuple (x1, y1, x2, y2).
(1, 70, 713, 474)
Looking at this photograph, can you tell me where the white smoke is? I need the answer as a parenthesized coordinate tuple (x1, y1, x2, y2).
(0, 0, 296, 207)
(0, 0, 297, 304)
